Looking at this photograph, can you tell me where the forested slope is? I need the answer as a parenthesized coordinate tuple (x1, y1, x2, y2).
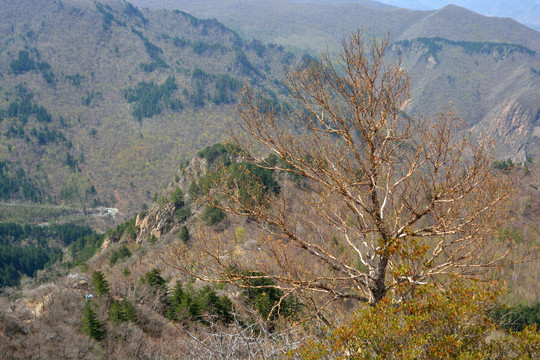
(0, 0, 293, 216)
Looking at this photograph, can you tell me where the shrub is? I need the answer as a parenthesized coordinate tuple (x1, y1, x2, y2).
(109, 245, 131, 266)
(175, 206, 191, 222)
(290, 282, 540, 359)
(235, 227, 245, 243)
(202, 205, 225, 225)
(179, 226, 189, 242)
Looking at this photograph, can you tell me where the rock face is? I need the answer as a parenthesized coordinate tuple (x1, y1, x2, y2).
(491, 99, 532, 139)
(172, 156, 207, 195)
(135, 203, 176, 243)
(426, 55, 437, 69)
(477, 97, 538, 162)
(135, 156, 207, 243)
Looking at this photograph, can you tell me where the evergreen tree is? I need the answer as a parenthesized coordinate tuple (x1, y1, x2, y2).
(170, 187, 184, 207)
(92, 270, 110, 296)
(109, 245, 131, 266)
(140, 268, 167, 292)
(109, 298, 137, 323)
(82, 302, 105, 341)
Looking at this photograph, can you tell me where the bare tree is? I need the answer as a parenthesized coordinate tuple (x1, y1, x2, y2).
(173, 31, 512, 313)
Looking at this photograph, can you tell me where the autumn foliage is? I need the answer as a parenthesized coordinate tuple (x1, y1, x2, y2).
(290, 281, 539, 359)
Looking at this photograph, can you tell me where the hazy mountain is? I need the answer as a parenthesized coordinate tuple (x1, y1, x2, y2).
(287, 0, 393, 7)
(131, 1, 540, 52)
(376, 0, 540, 30)
(130, 0, 540, 161)
(131, 0, 426, 53)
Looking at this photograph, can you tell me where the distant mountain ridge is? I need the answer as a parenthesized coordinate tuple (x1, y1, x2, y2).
(397, 5, 540, 49)
(286, 0, 540, 30)
(130, 0, 540, 53)
(130, 0, 540, 161)
(376, 0, 540, 30)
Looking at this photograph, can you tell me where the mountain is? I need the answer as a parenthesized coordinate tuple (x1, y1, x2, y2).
(288, 0, 393, 8)
(130, 0, 427, 54)
(1, 0, 539, 219)
(130, 1, 540, 52)
(0, 2, 538, 357)
(396, 5, 540, 48)
(376, 0, 540, 30)
(0, 136, 538, 358)
(0, 0, 292, 217)
(130, 0, 540, 161)
(392, 7, 540, 159)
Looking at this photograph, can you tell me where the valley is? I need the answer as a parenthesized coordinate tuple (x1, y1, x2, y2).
(0, 0, 538, 358)
(1, 0, 538, 218)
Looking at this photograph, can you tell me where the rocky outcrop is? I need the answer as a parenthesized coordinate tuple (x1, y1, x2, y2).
(474, 97, 539, 162)
(426, 55, 437, 69)
(135, 156, 207, 244)
(171, 156, 207, 195)
(491, 99, 533, 139)
(135, 203, 176, 243)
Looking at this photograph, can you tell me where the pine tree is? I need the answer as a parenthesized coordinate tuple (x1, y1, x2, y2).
(121, 299, 137, 323)
(110, 298, 137, 323)
(82, 302, 105, 341)
(140, 268, 166, 290)
(92, 270, 110, 296)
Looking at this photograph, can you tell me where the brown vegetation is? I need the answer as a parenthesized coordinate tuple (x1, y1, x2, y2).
(172, 32, 514, 319)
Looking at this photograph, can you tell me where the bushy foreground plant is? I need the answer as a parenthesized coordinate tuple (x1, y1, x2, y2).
(289, 281, 539, 359)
